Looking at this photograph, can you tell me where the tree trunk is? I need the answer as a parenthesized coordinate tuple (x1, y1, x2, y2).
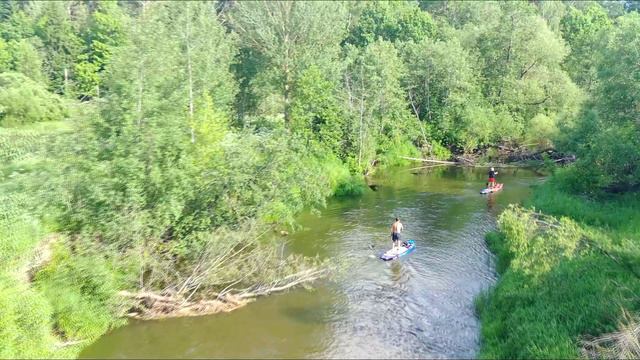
(496, 14, 515, 105)
(137, 66, 144, 126)
(425, 76, 432, 123)
(63, 67, 69, 94)
(186, 4, 195, 143)
(284, 62, 291, 127)
(358, 63, 365, 170)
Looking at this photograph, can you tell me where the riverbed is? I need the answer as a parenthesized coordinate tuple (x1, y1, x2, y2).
(81, 166, 542, 359)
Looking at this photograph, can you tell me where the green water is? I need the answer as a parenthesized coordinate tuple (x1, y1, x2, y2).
(81, 166, 542, 359)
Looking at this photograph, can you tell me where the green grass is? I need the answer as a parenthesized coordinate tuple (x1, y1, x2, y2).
(478, 174, 640, 359)
(0, 117, 124, 359)
(527, 175, 640, 234)
(34, 242, 125, 343)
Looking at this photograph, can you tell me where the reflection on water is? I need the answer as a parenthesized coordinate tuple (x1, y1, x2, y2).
(81, 166, 542, 359)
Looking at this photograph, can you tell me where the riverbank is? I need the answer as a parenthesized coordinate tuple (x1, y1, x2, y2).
(477, 171, 640, 358)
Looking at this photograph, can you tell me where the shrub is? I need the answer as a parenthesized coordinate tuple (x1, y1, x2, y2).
(0, 72, 67, 127)
(34, 242, 124, 342)
(0, 275, 55, 358)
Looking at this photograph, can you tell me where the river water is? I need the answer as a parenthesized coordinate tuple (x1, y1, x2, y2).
(81, 166, 542, 359)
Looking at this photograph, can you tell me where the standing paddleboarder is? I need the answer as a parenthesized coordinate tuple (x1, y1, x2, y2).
(391, 217, 404, 251)
(488, 167, 498, 188)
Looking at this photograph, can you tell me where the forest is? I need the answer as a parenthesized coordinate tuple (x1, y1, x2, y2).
(0, 0, 639, 358)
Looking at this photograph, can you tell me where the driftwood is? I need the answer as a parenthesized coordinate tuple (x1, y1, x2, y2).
(400, 156, 458, 165)
(54, 339, 89, 348)
(119, 290, 251, 320)
(118, 266, 328, 320)
(407, 163, 450, 171)
(400, 156, 520, 168)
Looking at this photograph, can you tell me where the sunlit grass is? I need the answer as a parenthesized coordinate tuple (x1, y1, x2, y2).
(478, 174, 640, 359)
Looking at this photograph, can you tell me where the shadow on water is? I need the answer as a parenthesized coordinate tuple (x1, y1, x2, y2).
(80, 166, 542, 359)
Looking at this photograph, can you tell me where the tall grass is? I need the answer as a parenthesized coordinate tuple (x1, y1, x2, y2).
(0, 118, 122, 358)
(527, 169, 640, 233)
(478, 175, 640, 359)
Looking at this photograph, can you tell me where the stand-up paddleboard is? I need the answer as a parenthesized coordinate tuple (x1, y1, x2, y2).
(480, 183, 503, 194)
(380, 240, 416, 261)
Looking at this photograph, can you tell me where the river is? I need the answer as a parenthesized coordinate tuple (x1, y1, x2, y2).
(81, 166, 542, 359)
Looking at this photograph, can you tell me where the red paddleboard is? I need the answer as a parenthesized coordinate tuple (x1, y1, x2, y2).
(480, 183, 503, 194)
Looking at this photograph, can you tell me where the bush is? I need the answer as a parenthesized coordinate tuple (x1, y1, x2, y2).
(0, 275, 56, 359)
(378, 140, 421, 168)
(0, 72, 67, 127)
(34, 242, 124, 342)
(425, 140, 452, 160)
(333, 175, 367, 197)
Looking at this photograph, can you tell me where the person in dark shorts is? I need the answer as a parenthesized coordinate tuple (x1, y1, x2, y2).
(488, 167, 498, 188)
(391, 217, 404, 250)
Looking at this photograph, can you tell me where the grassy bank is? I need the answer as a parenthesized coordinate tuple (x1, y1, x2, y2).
(477, 172, 640, 358)
(0, 119, 114, 358)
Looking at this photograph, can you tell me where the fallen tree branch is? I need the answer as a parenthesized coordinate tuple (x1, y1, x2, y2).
(400, 156, 458, 165)
(237, 267, 328, 299)
(407, 163, 450, 171)
(54, 339, 88, 348)
(117, 266, 328, 320)
(118, 290, 251, 320)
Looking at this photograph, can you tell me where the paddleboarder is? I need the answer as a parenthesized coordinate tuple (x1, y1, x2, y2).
(488, 167, 498, 188)
(391, 217, 404, 251)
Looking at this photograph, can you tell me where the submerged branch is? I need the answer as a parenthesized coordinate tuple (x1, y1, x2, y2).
(117, 265, 328, 320)
(400, 156, 457, 165)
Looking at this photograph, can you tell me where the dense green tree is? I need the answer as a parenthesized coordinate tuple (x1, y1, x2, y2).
(563, 12, 640, 192)
(33, 1, 83, 95)
(343, 40, 414, 172)
(401, 38, 489, 152)
(7, 39, 45, 82)
(0, 39, 11, 71)
(535, 1, 567, 33)
(346, 1, 436, 47)
(229, 1, 348, 126)
(0, 72, 67, 126)
(291, 66, 346, 157)
(75, 1, 127, 98)
(443, 1, 581, 149)
(0, 4, 34, 41)
(169, 1, 238, 141)
(560, 3, 612, 90)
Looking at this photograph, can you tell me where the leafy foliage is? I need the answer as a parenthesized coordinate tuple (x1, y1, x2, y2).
(346, 1, 435, 47)
(0, 1, 639, 357)
(0, 72, 67, 126)
(561, 12, 640, 193)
